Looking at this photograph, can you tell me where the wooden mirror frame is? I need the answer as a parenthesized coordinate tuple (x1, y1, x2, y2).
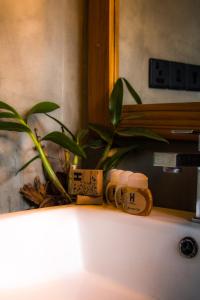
(88, 0, 200, 141)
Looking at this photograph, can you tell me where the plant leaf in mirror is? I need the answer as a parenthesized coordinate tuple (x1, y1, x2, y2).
(103, 145, 138, 172)
(116, 127, 168, 143)
(87, 139, 105, 149)
(42, 131, 86, 159)
(26, 102, 60, 119)
(89, 123, 113, 143)
(109, 78, 123, 127)
(0, 122, 30, 132)
(122, 78, 142, 104)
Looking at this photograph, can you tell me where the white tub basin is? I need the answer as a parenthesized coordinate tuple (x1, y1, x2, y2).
(0, 205, 199, 300)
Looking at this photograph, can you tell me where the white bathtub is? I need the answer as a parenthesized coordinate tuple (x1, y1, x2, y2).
(0, 205, 199, 300)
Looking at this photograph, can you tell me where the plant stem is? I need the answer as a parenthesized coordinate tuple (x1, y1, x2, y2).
(73, 154, 80, 167)
(96, 142, 112, 169)
(19, 118, 71, 202)
(29, 131, 71, 202)
(45, 113, 75, 140)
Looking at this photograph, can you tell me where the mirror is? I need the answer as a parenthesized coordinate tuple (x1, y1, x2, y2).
(88, 0, 200, 142)
(119, 0, 200, 105)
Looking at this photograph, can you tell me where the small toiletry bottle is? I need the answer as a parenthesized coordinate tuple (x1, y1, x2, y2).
(106, 169, 117, 185)
(115, 171, 133, 208)
(122, 173, 153, 216)
(105, 170, 124, 206)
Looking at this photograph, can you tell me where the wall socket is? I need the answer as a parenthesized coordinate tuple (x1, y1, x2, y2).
(149, 58, 169, 88)
(186, 64, 200, 91)
(169, 62, 185, 90)
(149, 58, 200, 91)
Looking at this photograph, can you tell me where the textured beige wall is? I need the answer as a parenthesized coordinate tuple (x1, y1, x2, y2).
(119, 0, 200, 104)
(0, 0, 84, 213)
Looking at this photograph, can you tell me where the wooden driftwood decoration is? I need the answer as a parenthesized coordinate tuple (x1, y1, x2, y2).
(20, 176, 66, 208)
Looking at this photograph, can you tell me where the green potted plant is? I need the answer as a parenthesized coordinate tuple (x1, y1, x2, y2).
(0, 101, 86, 203)
(89, 77, 167, 173)
(0, 78, 167, 208)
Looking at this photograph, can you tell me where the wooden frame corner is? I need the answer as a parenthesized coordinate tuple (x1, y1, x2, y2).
(87, 0, 200, 141)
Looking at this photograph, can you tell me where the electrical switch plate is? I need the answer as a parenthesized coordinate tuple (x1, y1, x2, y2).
(149, 58, 169, 89)
(186, 64, 200, 91)
(169, 62, 186, 90)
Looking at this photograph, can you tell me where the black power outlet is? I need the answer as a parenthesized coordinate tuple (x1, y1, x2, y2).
(169, 62, 186, 90)
(186, 64, 200, 91)
(149, 58, 169, 89)
(149, 58, 200, 91)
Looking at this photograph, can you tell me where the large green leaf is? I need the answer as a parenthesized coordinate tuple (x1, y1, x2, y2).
(109, 78, 123, 127)
(26, 102, 60, 119)
(89, 123, 113, 143)
(122, 78, 142, 104)
(16, 155, 40, 175)
(45, 113, 75, 139)
(0, 112, 17, 118)
(116, 127, 168, 143)
(42, 131, 86, 159)
(0, 101, 18, 116)
(0, 121, 30, 132)
(102, 145, 138, 171)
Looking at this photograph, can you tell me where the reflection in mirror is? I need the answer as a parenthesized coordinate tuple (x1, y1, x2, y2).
(119, 0, 200, 104)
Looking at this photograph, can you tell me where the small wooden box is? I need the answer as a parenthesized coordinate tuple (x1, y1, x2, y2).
(68, 169, 103, 196)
